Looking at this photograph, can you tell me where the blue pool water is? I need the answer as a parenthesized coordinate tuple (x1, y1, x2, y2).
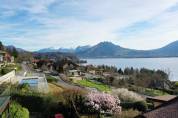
(20, 78, 38, 86)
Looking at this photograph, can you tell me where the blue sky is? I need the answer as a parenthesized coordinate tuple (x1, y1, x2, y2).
(1, 0, 178, 51)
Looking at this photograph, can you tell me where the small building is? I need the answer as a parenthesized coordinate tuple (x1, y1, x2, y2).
(88, 69, 103, 75)
(146, 95, 176, 107)
(0, 51, 6, 63)
(68, 70, 82, 77)
(0, 96, 10, 118)
(141, 96, 178, 118)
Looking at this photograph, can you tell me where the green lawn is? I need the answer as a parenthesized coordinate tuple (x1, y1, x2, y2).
(76, 79, 111, 92)
(128, 85, 169, 97)
(46, 75, 58, 83)
(144, 88, 168, 96)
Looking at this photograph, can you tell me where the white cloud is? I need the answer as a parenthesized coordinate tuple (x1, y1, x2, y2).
(0, 0, 178, 50)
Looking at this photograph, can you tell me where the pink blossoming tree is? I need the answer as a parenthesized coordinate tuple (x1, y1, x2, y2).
(85, 92, 122, 115)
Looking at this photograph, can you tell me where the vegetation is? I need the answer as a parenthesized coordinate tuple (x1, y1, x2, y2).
(76, 79, 111, 92)
(85, 92, 121, 115)
(128, 86, 169, 97)
(117, 68, 170, 90)
(0, 64, 22, 75)
(0, 41, 4, 50)
(48, 83, 63, 94)
(121, 101, 148, 112)
(117, 109, 140, 118)
(16, 52, 33, 63)
(112, 88, 144, 102)
(46, 75, 58, 83)
(8, 101, 29, 118)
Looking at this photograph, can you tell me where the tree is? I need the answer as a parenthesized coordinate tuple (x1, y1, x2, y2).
(85, 92, 121, 114)
(12, 47, 18, 58)
(0, 41, 4, 50)
(118, 68, 124, 75)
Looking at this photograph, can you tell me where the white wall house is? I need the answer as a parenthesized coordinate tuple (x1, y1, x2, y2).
(68, 70, 82, 77)
(0, 51, 6, 62)
(0, 55, 3, 62)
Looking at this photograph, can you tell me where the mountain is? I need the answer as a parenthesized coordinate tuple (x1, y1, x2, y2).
(58, 48, 75, 53)
(76, 42, 132, 58)
(75, 45, 91, 53)
(76, 41, 178, 58)
(5, 45, 27, 53)
(36, 41, 178, 58)
(37, 47, 58, 53)
(150, 41, 178, 57)
(37, 45, 91, 53)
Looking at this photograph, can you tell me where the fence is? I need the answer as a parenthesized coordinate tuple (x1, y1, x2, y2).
(0, 71, 16, 84)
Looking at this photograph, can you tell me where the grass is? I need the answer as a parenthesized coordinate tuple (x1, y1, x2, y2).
(129, 85, 169, 97)
(75, 79, 111, 92)
(144, 88, 168, 96)
(118, 109, 140, 118)
(46, 75, 58, 83)
(48, 83, 63, 94)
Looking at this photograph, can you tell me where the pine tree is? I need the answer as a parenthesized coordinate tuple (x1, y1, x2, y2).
(0, 41, 4, 50)
(12, 47, 18, 58)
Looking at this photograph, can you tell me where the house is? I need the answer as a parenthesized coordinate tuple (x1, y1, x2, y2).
(54, 59, 79, 73)
(88, 69, 104, 75)
(139, 96, 178, 118)
(68, 70, 82, 77)
(33, 59, 54, 71)
(0, 51, 14, 64)
(4, 53, 14, 63)
(146, 95, 176, 107)
(0, 96, 10, 118)
(0, 51, 6, 62)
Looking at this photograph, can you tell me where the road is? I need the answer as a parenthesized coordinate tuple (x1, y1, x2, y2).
(16, 63, 31, 77)
(52, 75, 83, 90)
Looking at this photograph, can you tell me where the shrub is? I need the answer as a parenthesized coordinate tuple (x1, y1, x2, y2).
(85, 92, 121, 114)
(58, 89, 87, 118)
(10, 101, 29, 118)
(112, 88, 144, 102)
(121, 101, 148, 112)
(133, 101, 148, 112)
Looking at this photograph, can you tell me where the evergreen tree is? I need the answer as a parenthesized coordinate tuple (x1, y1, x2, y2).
(0, 41, 4, 50)
(12, 47, 18, 58)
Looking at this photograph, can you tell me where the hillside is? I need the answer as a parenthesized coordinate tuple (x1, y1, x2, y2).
(36, 41, 178, 58)
(76, 41, 178, 58)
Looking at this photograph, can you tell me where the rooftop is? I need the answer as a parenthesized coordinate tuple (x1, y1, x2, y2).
(147, 95, 176, 102)
(143, 96, 178, 118)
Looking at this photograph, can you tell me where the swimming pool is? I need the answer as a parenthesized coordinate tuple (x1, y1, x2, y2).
(20, 78, 38, 87)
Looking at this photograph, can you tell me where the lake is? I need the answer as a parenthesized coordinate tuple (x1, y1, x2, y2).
(84, 58, 178, 81)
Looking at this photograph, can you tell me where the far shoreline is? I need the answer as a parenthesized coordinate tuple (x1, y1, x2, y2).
(80, 56, 178, 59)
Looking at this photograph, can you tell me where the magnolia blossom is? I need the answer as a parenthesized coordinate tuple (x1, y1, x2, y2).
(85, 92, 121, 114)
